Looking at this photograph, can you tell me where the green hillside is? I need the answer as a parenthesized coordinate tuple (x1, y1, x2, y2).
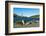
(30, 15, 39, 18)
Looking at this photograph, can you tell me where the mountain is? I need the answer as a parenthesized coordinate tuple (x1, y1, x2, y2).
(14, 14, 39, 22)
(14, 14, 39, 18)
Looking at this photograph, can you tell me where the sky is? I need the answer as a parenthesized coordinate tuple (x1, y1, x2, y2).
(13, 8, 40, 17)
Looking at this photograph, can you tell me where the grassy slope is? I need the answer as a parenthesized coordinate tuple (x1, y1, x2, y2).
(30, 15, 39, 18)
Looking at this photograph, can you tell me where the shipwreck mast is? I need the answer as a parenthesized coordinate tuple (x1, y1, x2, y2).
(21, 12, 24, 25)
